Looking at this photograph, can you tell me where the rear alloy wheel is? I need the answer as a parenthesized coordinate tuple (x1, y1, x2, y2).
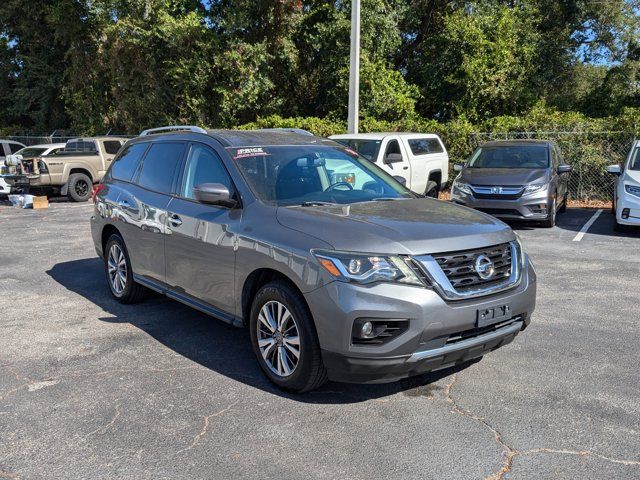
(67, 173, 92, 202)
(558, 192, 567, 213)
(104, 234, 145, 304)
(250, 281, 327, 393)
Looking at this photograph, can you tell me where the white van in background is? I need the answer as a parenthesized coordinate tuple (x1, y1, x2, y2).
(329, 133, 449, 197)
(607, 140, 640, 232)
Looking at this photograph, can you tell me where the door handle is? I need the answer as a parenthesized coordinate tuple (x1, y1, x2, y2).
(169, 213, 182, 227)
(403, 166, 409, 170)
(117, 199, 131, 208)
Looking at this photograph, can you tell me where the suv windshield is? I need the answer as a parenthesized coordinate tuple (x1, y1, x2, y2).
(15, 147, 47, 158)
(468, 145, 549, 169)
(332, 139, 382, 162)
(628, 146, 640, 171)
(230, 145, 414, 206)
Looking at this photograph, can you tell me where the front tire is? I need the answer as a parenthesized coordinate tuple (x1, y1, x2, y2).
(249, 281, 327, 393)
(558, 192, 567, 213)
(104, 234, 145, 304)
(67, 173, 92, 202)
(540, 196, 557, 228)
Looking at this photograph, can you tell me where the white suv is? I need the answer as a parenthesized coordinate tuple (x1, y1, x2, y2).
(607, 140, 640, 231)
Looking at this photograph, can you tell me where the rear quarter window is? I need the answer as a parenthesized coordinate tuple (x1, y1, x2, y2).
(110, 143, 149, 182)
(407, 138, 444, 155)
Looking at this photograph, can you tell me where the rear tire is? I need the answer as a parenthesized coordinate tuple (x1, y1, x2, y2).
(104, 234, 145, 304)
(558, 192, 567, 213)
(424, 180, 439, 198)
(67, 173, 92, 202)
(249, 281, 327, 393)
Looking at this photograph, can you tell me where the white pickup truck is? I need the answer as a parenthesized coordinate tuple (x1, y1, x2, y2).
(329, 132, 449, 197)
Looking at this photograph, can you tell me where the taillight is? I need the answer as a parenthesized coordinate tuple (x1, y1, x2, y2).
(92, 183, 105, 203)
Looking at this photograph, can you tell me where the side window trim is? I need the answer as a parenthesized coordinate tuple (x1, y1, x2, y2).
(173, 141, 238, 204)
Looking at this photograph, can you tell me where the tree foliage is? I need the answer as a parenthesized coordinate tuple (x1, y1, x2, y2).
(0, 0, 638, 132)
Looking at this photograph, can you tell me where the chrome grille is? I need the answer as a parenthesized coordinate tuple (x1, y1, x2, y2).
(470, 186, 523, 200)
(433, 243, 512, 293)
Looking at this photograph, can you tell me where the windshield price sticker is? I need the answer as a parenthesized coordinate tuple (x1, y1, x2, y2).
(233, 147, 271, 160)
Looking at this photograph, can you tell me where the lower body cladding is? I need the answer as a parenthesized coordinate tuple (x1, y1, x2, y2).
(451, 190, 552, 221)
(304, 261, 536, 383)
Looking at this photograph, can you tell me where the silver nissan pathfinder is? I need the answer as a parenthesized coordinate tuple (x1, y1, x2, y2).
(91, 126, 537, 393)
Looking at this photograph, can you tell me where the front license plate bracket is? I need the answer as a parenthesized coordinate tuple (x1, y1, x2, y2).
(476, 304, 511, 328)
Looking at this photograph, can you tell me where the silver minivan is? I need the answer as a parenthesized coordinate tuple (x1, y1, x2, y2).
(91, 127, 537, 392)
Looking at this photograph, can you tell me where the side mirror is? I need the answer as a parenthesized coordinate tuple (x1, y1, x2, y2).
(194, 183, 237, 208)
(384, 153, 403, 164)
(557, 165, 572, 174)
(453, 164, 464, 172)
(393, 175, 407, 186)
(606, 164, 622, 175)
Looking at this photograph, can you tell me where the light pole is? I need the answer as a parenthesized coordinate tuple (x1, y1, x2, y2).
(347, 0, 360, 134)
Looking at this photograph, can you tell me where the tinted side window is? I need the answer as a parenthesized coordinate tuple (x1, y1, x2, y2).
(103, 141, 123, 155)
(137, 142, 186, 194)
(110, 143, 148, 182)
(408, 138, 444, 155)
(66, 140, 98, 153)
(9, 143, 23, 154)
(385, 139, 402, 156)
(181, 144, 232, 199)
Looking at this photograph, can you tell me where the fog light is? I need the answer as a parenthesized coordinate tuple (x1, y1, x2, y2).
(361, 321, 374, 337)
(622, 208, 630, 219)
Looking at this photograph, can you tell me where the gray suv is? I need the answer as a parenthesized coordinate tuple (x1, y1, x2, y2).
(91, 127, 537, 392)
(450, 140, 572, 227)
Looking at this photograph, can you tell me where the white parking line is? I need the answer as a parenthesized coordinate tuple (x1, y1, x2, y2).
(572, 209, 603, 242)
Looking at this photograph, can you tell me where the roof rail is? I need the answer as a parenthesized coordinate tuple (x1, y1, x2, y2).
(261, 128, 314, 136)
(139, 125, 207, 136)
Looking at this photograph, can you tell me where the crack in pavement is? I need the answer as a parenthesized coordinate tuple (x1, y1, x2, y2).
(85, 404, 122, 437)
(445, 373, 640, 480)
(177, 401, 240, 454)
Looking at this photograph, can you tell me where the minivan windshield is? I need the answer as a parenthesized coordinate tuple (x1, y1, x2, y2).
(331, 139, 382, 161)
(468, 145, 549, 169)
(230, 145, 414, 206)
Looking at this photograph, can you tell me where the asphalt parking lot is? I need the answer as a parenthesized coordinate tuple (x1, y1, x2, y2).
(1, 201, 639, 480)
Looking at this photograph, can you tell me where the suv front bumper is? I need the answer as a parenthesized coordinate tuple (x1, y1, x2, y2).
(304, 259, 536, 383)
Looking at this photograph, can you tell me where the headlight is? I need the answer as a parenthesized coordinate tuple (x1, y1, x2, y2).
(312, 250, 424, 286)
(522, 183, 547, 196)
(625, 184, 640, 198)
(453, 177, 472, 195)
(514, 234, 529, 271)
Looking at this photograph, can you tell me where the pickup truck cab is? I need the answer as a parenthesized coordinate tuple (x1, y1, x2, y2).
(329, 133, 449, 197)
(3, 137, 127, 201)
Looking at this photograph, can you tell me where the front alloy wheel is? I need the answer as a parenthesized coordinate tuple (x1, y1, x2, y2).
(257, 301, 300, 377)
(249, 281, 327, 393)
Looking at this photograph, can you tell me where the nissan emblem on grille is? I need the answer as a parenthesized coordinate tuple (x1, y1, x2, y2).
(474, 254, 495, 280)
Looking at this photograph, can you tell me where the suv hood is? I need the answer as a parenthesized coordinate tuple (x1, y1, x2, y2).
(460, 168, 549, 186)
(277, 199, 514, 255)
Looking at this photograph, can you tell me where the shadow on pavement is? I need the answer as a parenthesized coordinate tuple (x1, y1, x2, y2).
(47, 257, 472, 404)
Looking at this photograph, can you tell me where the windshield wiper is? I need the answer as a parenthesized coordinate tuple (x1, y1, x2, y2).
(299, 201, 336, 207)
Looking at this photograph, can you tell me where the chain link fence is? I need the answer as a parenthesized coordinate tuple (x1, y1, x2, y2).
(466, 131, 636, 201)
(5, 130, 636, 201)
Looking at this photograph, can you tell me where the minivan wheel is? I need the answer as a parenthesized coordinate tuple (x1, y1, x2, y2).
(67, 173, 92, 202)
(249, 281, 327, 393)
(541, 196, 557, 228)
(104, 234, 145, 304)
